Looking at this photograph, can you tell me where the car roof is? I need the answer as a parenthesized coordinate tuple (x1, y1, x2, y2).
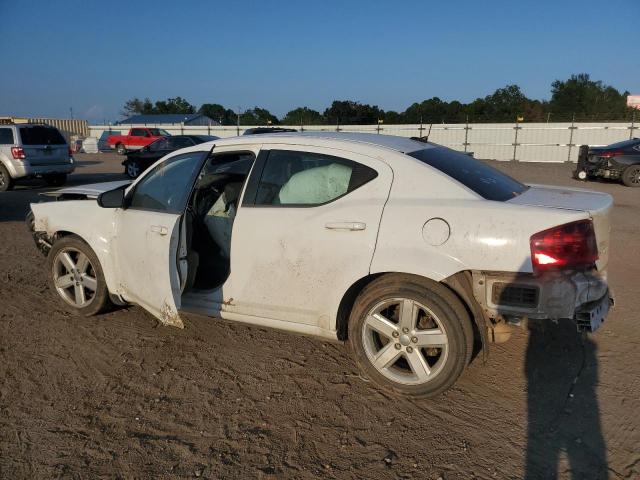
(210, 132, 434, 154)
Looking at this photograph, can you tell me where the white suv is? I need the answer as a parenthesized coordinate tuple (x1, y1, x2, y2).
(28, 133, 613, 397)
(0, 123, 75, 191)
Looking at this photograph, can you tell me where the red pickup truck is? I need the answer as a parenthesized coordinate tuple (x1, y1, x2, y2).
(106, 127, 171, 155)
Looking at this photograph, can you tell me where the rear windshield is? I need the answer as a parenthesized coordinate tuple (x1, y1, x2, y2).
(408, 147, 528, 201)
(19, 126, 66, 145)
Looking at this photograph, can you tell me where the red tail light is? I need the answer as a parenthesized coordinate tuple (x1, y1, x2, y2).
(11, 147, 25, 159)
(600, 150, 624, 158)
(530, 220, 598, 273)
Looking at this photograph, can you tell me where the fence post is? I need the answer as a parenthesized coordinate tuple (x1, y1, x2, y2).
(464, 116, 470, 153)
(336, 119, 340, 132)
(566, 113, 576, 163)
(419, 115, 424, 137)
(512, 118, 520, 162)
(630, 110, 636, 140)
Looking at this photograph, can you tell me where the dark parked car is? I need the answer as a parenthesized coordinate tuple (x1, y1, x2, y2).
(122, 135, 218, 178)
(242, 127, 297, 135)
(574, 138, 640, 187)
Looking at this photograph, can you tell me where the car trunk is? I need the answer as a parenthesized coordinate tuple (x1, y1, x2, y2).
(19, 125, 69, 166)
(508, 185, 613, 271)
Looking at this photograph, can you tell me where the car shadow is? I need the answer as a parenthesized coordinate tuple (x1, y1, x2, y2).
(524, 319, 608, 479)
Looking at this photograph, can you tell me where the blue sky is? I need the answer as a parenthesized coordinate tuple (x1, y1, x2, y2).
(0, 0, 638, 122)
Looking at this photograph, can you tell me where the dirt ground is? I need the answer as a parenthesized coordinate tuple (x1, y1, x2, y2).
(0, 152, 638, 480)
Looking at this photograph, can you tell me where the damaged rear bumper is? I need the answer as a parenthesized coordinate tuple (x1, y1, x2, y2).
(472, 270, 613, 333)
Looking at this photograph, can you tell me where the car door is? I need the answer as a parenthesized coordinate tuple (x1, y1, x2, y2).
(223, 144, 393, 329)
(129, 128, 148, 149)
(114, 150, 207, 326)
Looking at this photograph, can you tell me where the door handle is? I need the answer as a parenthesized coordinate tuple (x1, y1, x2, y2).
(324, 222, 366, 231)
(150, 225, 168, 235)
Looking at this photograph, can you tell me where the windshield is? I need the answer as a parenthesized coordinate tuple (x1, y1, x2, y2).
(19, 126, 66, 145)
(408, 147, 528, 201)
(148, 128, 171, 137)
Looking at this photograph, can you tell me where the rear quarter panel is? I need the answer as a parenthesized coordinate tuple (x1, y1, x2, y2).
(371, 159, 589, 279)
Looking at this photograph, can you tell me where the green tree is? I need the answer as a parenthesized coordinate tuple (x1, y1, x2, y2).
(324, 100, 384, 124)
(549, 73, 630, 121)
(240, 107, 279, 126)
(121, 97, 154, 117)
(153, 96, 195, 114)
(199, 103, 236, 125)
(281, 107, 325, 125)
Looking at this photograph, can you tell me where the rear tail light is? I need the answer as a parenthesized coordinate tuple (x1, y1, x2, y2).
(600, 150, 624, 158)
(530, 220, 598, 273)
(69, 146, 74, 156)
(11, 147, 26, 159)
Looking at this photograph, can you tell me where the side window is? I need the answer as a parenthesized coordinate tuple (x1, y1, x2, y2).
(129, 152, 205, 213)
(168, 137, 194, 149)
(0, 128, 14, 145)
(254, 150, 378, 206)
(131, 129, 146, 137)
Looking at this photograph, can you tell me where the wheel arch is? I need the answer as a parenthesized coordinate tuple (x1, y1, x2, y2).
(335, 270, 488, 360)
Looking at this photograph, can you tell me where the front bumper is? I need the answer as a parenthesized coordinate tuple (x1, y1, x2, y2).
(472, 270, 613, 333)
(12, 160, 75, 179)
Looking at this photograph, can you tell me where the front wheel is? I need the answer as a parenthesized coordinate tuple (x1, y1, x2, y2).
(125, 159, 141, 178)
(622, 165, 640, 187)
(348, 274, 473, 398)
(48, 235, 111, 316)
(116, 143, 127, 155)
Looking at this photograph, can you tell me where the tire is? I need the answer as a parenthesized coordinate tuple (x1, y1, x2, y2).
(125, 159, 141, 179)
(116, 143, 126, 155)
(348, 274, 473, 398)
(573, 169, 588, 181)
(621, 165, 640, 187)
(47, 235, 111, 316)
(44, 174, 67, 187)
(0, 164, 14, 191)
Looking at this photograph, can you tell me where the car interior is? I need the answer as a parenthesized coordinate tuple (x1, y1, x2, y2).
(183, 151, 255, 291)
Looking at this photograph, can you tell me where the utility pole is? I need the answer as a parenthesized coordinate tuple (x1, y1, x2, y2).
(69, 107, 74, 119)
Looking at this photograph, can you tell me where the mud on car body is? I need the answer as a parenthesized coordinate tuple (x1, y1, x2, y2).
(28, 133, 614, 398)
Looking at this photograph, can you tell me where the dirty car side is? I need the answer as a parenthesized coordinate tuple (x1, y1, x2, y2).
(28, 133, 614, 396)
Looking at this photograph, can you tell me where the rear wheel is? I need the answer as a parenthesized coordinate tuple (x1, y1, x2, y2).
(0, 164, 14, 191)
(116, 143, 126, 155)
(125, 159, 141, 178)
(622, 165, 640, 187)
(348, 274, 473, 398)
(48, 236, 111, 316)
(44, 174, 67, 187)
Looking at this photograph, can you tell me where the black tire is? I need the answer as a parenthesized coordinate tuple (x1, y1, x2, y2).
(621, 165, 640, 187)
(47, 235, 112, 316)
(44, 174, 67, 187)
(0, 164, 14, 191)
(125, 159, 141, 179)
(116, 143, 126, 155)
(348, 274, 473, 398)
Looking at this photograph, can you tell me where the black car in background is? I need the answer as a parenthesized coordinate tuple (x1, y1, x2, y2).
(242, 127, 298, 135)
(122, 135, 219, 178)
(574, 138, 640, 187)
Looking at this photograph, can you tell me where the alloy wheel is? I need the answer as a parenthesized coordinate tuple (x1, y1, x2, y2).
(362, 298, 449, 385)
(127, 162, 140, 178)
(52, 247, 98, 307)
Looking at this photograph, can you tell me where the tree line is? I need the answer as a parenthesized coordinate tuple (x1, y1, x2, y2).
(121, 74, 635, 125)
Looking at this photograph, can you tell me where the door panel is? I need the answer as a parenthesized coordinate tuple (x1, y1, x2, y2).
(115, 209, 184, 326)
(224, 145, 393, 330)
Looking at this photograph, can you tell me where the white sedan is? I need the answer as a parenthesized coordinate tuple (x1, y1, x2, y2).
(29, 133, 613, 397)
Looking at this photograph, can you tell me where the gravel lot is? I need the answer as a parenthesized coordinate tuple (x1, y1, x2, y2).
(1, 152, 638, 479)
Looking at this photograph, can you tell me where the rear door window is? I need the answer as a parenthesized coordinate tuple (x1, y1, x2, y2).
(408, 147, 527, 201)
(252, 150, 378, 206)
(0, 128, 14, 144)
(19, 126, 66, 145)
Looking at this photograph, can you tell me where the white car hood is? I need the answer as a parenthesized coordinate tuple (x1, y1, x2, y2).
(44, 180, 131, 199)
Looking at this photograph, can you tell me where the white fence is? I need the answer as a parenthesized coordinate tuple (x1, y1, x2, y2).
(89, 121, 639, 163)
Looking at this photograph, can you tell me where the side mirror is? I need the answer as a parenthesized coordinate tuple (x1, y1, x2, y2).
(97, 185, 126, 208)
